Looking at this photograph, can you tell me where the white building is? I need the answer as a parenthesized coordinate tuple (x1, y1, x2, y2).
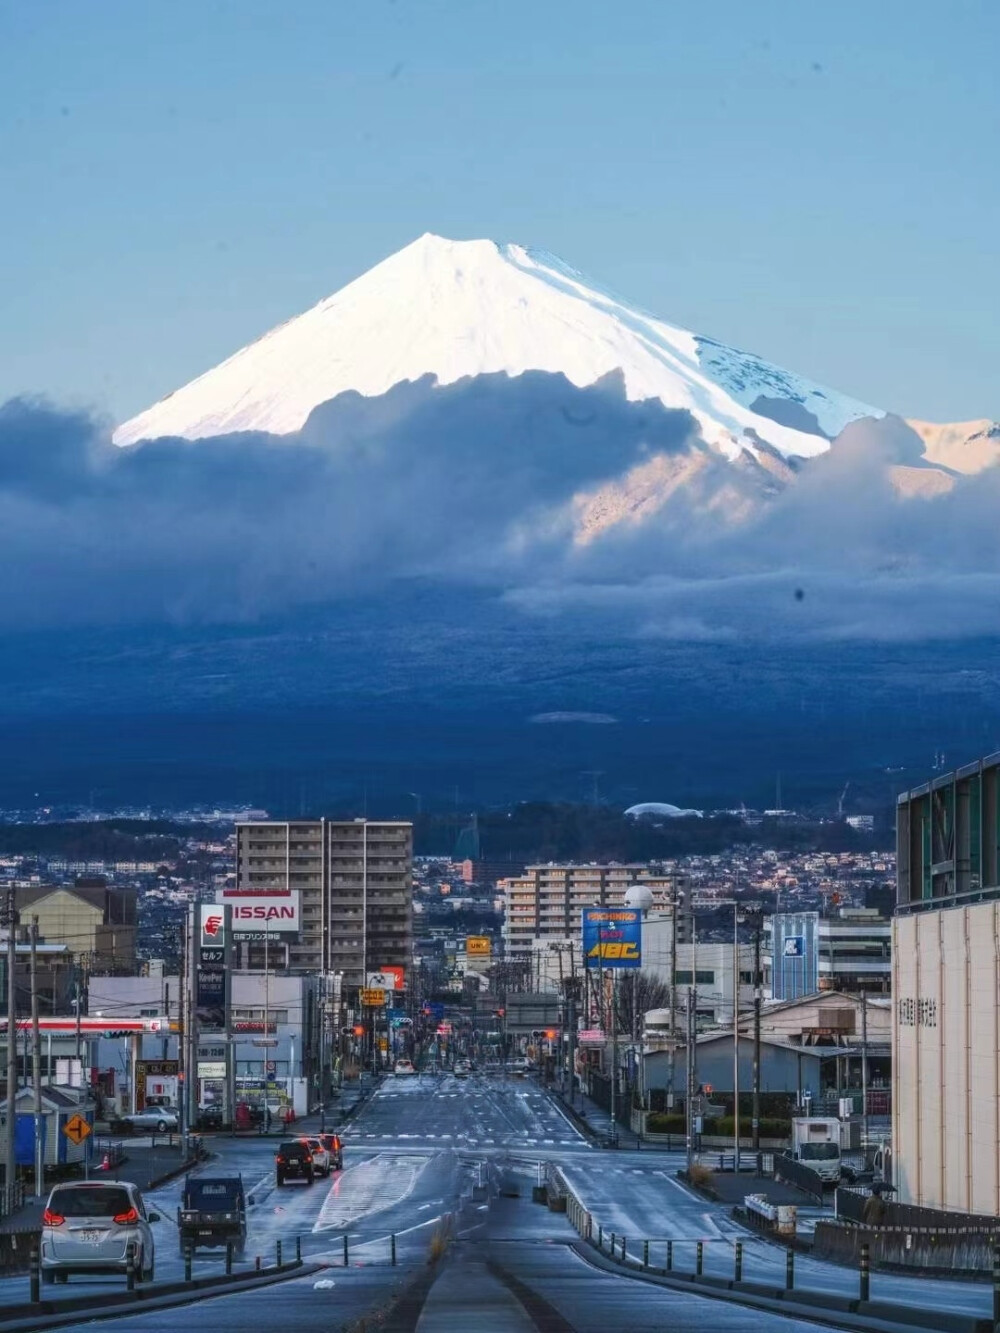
(642, 918, 754, 1027)
(895, 752, 1000, 1214)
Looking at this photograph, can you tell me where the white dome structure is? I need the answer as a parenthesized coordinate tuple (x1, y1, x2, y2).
(624, 802, 703, 819)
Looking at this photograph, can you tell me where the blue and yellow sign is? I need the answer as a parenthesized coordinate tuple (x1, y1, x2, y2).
(582, 907, 641, 969)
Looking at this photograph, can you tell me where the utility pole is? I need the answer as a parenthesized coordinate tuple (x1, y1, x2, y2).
(685, 986, 697, 1171)
(30, 918, 43, 1199)
(609, 972, 617, 1143)
(733, 906, 740, 1174)
(3, 890, 18, 1214)
(752, 912, 763, 1172)
(667, 887, 679, 1106)
(861, 990, 869, 1157)
(178, 912, 187, 1152)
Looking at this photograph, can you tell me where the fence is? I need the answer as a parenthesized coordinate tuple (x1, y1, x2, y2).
(0, 1178, 26, 1220)
(772, 1152, 825, 1203)
(553, 1168, 994, 1333)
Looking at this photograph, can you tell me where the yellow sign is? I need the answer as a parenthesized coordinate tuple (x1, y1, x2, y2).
(466, 936, 491, 957)
(586, 941, 640, 962)
(378, 1037, 388, 1051)
(361, 988, 387, 1007)
(63, 1114, 92, 1146)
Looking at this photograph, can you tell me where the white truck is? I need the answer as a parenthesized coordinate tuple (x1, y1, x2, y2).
(790, 1117, 842, 1183)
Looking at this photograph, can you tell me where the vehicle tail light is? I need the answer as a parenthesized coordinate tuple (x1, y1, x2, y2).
(276, 1155, 285, 1164)
(304, 1154, 312, 1163)
(113, 1206, 140, 1225)
(42, 1208, 65, 1226)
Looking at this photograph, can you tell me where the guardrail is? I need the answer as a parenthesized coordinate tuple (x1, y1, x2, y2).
(92, 1139, 126, 1172)
(772, 1152, 825, 1203)
(0, 1179, 26, 1220)
(549, 1163, 998, 1333)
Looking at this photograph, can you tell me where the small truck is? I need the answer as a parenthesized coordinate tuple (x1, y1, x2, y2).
(790, 1117, 843, 1184)
(177, 1176, 249, 1255)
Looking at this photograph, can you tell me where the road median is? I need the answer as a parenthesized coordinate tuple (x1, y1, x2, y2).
(0, 1258, 322, 1332)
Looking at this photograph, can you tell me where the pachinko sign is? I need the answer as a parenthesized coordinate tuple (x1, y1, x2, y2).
(582, 907, 641, 969)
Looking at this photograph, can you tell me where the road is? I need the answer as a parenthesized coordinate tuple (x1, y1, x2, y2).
(3, 1071, 983, 1332)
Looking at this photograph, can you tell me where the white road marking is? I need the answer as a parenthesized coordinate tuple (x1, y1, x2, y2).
(312, 1153, 431, 1233)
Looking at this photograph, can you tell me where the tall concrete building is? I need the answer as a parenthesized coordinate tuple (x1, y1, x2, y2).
(234, 820, 413, 990)
(895, 752, 1000, 1213)
(500, 864, 690, 960)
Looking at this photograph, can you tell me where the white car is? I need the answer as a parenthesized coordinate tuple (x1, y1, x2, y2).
(300, 1137, 332, 1177)
(41, 1181, 161, 1283)
(394, 1058, 417, 1076)
(119, 1107, 180, 1134)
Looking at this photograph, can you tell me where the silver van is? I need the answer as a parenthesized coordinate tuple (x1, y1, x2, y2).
(41, 1181, 161, 1283)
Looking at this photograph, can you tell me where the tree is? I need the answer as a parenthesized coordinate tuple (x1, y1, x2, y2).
(613, 969, 672, 1035)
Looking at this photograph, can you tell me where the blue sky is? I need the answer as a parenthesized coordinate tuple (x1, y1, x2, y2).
(1, 0, 996, 424)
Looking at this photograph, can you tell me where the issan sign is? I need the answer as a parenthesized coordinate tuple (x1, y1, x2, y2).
(215, 889, 301, 940)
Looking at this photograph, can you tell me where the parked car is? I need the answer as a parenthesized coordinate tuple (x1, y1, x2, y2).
(41, 1181, 161, 1283)
(394, 1058, 416, 1076)
(177, 1176, 248, 1255)
(114, 1107, 180, 1134)
(318, 1132, 344, 1169)
(196, 1105, 224, 1130)
(275, 1139, 314, 1186)
(300, 1137, 331, 1177)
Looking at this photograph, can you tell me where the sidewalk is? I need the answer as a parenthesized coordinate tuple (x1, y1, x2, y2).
(543, 1081, 642, 1149)
(0, 1141, 199, 1236)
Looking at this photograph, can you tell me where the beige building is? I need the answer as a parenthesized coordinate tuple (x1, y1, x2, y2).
(235, 819, 412, 989)
(895, 752, 1000, 1213)
(500, 864, 689, 958)
(15, 882, 136, 975)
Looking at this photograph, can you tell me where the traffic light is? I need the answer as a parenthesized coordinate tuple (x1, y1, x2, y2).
(545, 1029, 557, 1040)
(352, 1025, 364, 1037)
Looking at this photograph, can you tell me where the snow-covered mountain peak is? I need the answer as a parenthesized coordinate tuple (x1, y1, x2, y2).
(113, 234, 882, 453)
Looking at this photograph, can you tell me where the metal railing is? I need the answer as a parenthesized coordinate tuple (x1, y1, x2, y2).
(554, 1169, 995, 1323)
(772, 1152, 825, 1203)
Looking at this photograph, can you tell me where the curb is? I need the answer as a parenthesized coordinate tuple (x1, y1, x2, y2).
(0, 1260, 323, 1332)
(147, 1153, 208, 1191)
(572, 1240, 992, 1333)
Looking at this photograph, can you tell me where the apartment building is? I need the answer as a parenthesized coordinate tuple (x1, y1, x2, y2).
(500, 864, 690, 959)
(234, 819, 413, 990)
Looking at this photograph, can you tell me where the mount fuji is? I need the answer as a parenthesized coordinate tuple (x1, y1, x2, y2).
(1, 235, 998, 809)
(115, 233, 881, 460)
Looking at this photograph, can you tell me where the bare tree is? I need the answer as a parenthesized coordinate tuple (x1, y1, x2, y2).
(613, 969, 672, 1034)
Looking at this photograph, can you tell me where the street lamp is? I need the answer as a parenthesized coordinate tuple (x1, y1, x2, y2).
(624, 885, 654, 1139)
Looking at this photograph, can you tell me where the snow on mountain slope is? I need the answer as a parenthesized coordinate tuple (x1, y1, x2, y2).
(113, 234, 882, 457)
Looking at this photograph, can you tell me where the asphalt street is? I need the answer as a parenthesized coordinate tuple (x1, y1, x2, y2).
(9, 1071, 989, 1332)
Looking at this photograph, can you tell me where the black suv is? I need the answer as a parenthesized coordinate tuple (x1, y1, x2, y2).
(275, 1139, 314, 1186)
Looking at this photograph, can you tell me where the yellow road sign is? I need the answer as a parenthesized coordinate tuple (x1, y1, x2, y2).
(361, 988, 387, 1007)
(63, 1113, 92, 1146)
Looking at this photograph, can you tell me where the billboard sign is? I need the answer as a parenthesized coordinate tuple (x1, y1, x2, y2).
(465, 936, 491, 957)
(582, 907, 641, 969)
(215, 889, 301, 940)
(200, 904, 226, 948)
(361, 988, 387, 1007)
(368, 968, 403, 991)
(772, 912, 819, 1000)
